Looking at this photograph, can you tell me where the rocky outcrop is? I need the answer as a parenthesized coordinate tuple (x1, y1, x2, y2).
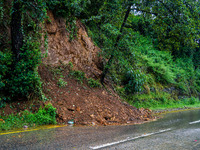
(42, 11, 102, 78)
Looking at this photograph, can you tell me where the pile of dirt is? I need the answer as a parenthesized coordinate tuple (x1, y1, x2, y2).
(38, 65, 154, 126)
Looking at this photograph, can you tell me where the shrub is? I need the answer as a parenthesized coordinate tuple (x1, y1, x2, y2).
(123, 69, 146, 94)
(68, 62, 73, 70)
(0, 103, 57, 131)
(87, 78, 101, 88)
(57, 78, 68, 88)
(69, 70, 86, 83)
(180, 97, 199, 105)
(35, 103, 57, 125)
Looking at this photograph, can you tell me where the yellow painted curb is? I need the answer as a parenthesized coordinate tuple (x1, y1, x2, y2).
(0, 125, 67, 136)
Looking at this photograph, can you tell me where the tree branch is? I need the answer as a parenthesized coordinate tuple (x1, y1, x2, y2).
(101, 3, 132, 84)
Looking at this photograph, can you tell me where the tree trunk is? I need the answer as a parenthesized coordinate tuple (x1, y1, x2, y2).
(100, 4, 132, 84)
(11, 0, 23, 61)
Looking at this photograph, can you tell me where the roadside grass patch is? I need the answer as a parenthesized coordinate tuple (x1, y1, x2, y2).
(0, 103, 57, 131)
(128, 96, 200, 110)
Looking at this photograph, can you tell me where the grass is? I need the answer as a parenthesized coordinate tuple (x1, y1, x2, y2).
(150, 103, 200, 111)
(0, 103, 57, 131)
(128, 96, 200, 110)
(149, 99, 200, 110)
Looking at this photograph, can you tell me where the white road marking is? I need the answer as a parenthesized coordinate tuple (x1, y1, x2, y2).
(89, 128, 172, 150)
(189, 120, 200, 125)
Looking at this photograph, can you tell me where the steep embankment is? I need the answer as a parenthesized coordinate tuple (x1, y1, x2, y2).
(0, 11, 154, 126)
(40, 11, 154, 126)
(42, 11, 102, 78)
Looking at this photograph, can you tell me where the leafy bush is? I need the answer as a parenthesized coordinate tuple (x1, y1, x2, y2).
(123, 69, 146, 94)
(87, 78, 101, 88)
(68, 62, 73, 70)
(69, 70, 86, 83)
(173, 58, 200, 94)
(0, 100, 6, 108)
(179, 97, 199, 105)
(34, 103, 57, 125)
(0, 51, 12, 95)
(57, 78, 68, 88)
(0, 1, 47, 101)
(5, 39, 42, 99)
(47, 0, 88, 18)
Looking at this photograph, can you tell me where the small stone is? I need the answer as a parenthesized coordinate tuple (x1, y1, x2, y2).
(76, 107, 81, 112)
(23, 125, 28, 129)
(90, 114, 95, 118)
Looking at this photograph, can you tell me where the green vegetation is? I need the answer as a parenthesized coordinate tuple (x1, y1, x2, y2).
(0, 0, 47, 101)
(84, 0, 200, 108)
(66, 63, 101, 87)
(69, 70, 86, 84)
(0, 104, 56, 131)
(87, 78, 101, 88)
(69, 69, 101, 88)
(57, 78, 68, 88)
(50, 63, 101, 88)
(0, 0, 199, 130)
(126, 92, 200, 110)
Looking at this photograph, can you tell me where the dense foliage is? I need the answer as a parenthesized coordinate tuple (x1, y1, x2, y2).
(84, 0, 200, 107)
(0, 0, 199, 108)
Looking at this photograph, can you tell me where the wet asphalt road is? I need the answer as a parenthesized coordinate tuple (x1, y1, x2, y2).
(0, 109, 200, 150)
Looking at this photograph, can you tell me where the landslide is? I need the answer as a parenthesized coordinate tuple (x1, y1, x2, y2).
(39, 11, 154, 126)
(39, 64, 154, 126)
(0, 11, 154, 126)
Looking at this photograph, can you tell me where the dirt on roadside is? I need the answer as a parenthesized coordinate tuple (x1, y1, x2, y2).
(39, 64, 155, 126)
(0, 64, 155, 126)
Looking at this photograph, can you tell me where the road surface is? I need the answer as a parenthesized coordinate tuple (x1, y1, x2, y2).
(0, 109, 200, 150)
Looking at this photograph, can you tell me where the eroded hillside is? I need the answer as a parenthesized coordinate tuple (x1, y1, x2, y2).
(43, 11, 102, 79)
(39, 11, 154, 126)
